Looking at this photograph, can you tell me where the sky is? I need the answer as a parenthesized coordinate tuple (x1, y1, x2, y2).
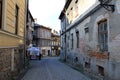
(29, 0, 65, 32)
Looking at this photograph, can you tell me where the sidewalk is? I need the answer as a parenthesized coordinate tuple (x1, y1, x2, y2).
(59, 59, 104, 80)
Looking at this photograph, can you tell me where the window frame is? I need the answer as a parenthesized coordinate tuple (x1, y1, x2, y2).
(76, 31, 79, 48)
(98, 19, 108, 52)
(85, 62, 90, 68)
(98, 66, 104, 76)
(71, 33, 73, 49)
(85, 27, 89, 34)
(15, 4, 19, 34)
(0, 0, 2, 28)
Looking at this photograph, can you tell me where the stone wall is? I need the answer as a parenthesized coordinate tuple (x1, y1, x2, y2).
(0, 48, 11, 80)
(0, 47, 24, 80)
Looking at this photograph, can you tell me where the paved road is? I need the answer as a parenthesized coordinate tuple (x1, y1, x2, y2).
(21, 57, 91, 80)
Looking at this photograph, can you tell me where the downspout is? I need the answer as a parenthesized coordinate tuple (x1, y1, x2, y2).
(24, 0, 28, 68)
(64, 15, 67, 62)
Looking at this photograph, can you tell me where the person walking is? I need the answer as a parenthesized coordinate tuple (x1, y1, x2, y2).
(39, 53, 41, 60)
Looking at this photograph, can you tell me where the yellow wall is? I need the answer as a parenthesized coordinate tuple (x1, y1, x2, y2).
(0, 0, 26, 47)
(6, 0, 25, 36)
(0, 32, 24, 46)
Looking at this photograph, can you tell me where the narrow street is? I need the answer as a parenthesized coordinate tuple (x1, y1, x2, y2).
(21, 57, 91, 80)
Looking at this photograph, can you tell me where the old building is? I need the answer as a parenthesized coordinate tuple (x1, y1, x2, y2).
(33, 24, 51, 56)
(26, 10, 34, 48)
(59, 0, 120, 79)
(0, 0, 27, 80)
(50, 30, 60, 56)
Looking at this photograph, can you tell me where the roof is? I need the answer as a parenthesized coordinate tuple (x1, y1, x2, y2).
(59, 0, 72, 19)
(28, 9, 34, 22)
(52, 33, 60, 37)
(34, 23, 41, 27)
(34, 23, 52, 30)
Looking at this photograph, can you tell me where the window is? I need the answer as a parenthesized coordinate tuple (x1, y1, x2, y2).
(98, 20, 108, 52)
(75, 0, 78, 3)
(98, 66, 104, 76)
(71, 33, 73, 49)
(0, 0, 2, 28)
(76, 31, 79, 48)
(85, 27, 89, 33)
(67, 35, 70, 48)
(85, 62, 90, 68)
(15, 5, 19, 34)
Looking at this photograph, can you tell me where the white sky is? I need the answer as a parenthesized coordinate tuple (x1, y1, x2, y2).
(29, 0, 65, 32)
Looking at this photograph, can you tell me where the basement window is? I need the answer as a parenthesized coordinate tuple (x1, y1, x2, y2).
(98, 66, 104, 76)
(85, 62, 90, 68)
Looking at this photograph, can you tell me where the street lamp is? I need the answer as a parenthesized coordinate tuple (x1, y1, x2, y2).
(98, 0, 115, 12)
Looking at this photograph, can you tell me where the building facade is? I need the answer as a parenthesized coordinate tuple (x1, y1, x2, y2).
(33, 24, 51, 56)
(26, 10, 34, 48)
(51, 30, 60, 56)
(0, 0, 27, 80)
(59, 0, 120, 79)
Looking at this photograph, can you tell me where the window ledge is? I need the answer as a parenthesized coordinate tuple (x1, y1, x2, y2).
(0, 29, 24, 39)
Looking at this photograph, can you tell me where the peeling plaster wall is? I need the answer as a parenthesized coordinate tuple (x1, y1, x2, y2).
(87, 5, 120, 79)
(60, 0, 120, 79)
(66, 0, 120, 79)
(116, 0, 120, 14)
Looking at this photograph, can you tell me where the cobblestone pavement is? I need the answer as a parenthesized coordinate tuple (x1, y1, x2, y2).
(21, 57, 91, 80)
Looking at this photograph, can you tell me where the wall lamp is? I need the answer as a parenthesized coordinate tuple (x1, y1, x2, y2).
(98, 0, 115, 12)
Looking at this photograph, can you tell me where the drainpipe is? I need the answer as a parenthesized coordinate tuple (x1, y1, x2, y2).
(64, 15, 67, 62)
(64, 28, 66, 62)
(24, 0, 28, 68)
